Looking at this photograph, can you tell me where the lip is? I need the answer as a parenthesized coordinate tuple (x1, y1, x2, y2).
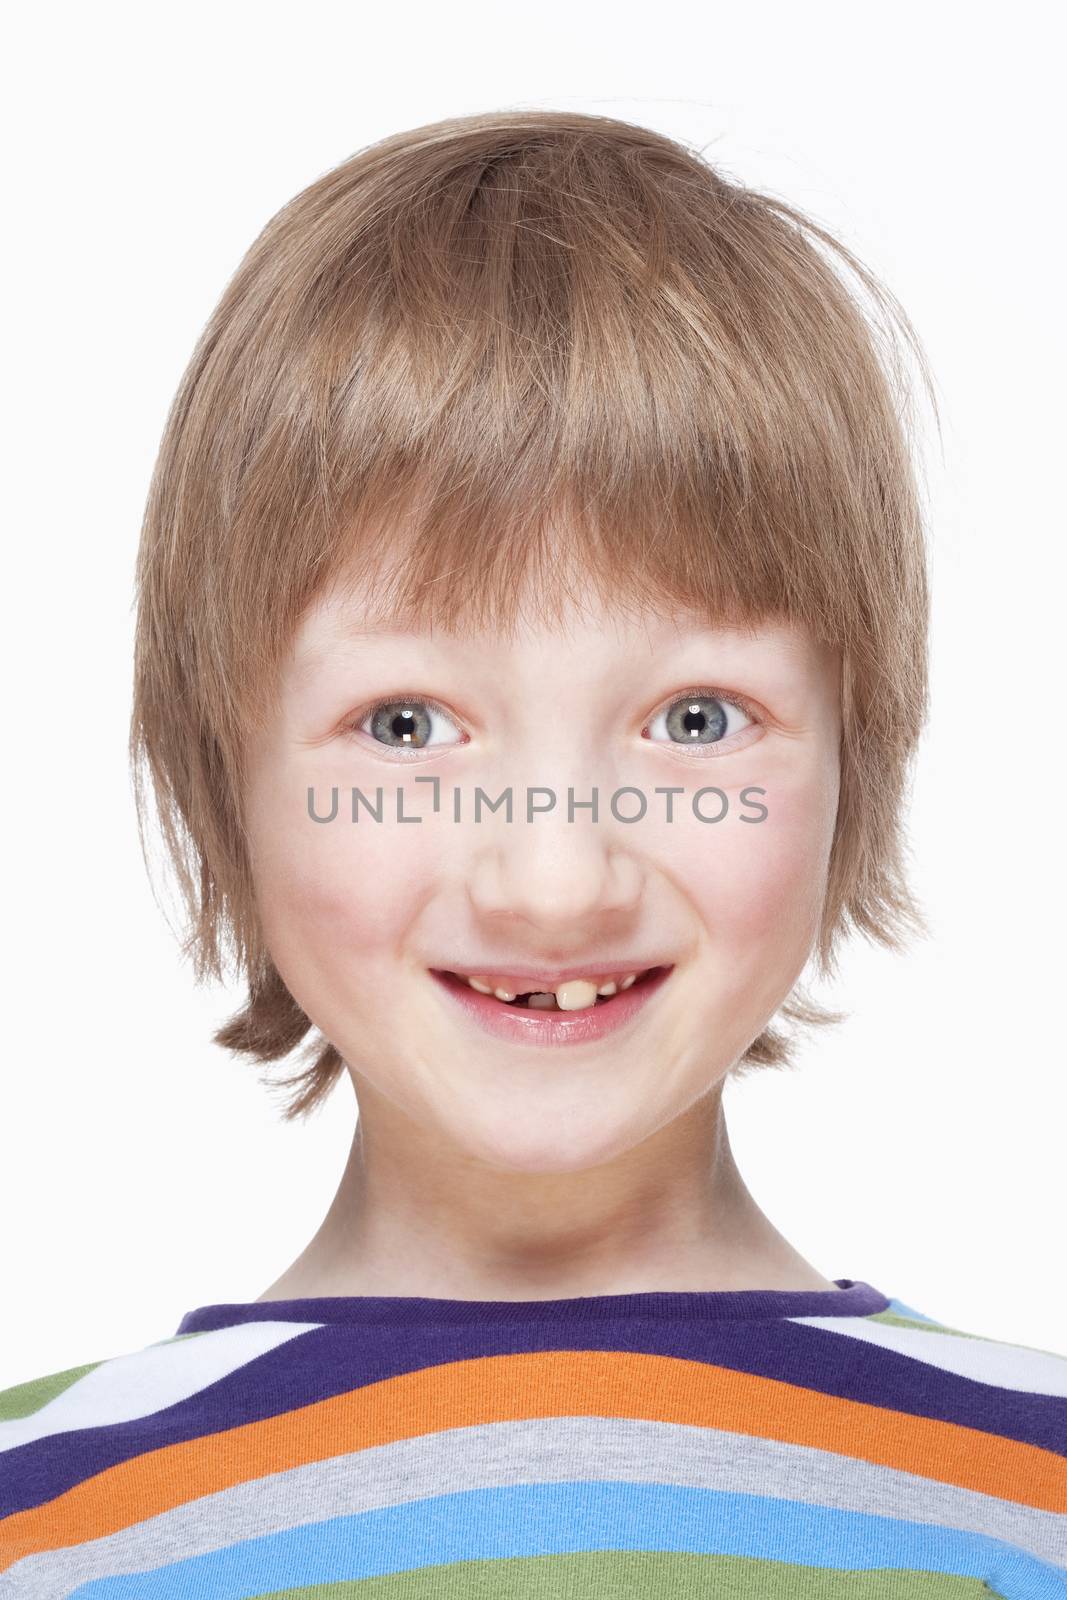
(429, 965, 674, 1048)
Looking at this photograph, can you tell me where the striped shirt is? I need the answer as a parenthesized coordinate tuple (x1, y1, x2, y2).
(1, 1278, 1065, 1597)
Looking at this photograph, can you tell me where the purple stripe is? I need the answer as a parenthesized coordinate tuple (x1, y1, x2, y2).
(176, 1278, 888, 1332)
(4, 1298, 1064, 1517)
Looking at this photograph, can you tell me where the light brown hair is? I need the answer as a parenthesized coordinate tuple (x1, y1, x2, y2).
(130, 108, 937, 1121)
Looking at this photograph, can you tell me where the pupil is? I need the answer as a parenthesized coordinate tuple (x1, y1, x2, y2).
(370, 701, 433, 748)
(666, 695, 727, 745)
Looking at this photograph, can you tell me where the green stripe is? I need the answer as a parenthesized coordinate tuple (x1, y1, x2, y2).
(251, 1550, 990, 1598)
(871, 1309, 1067, 1359)
(0, 1360, 103, 1420)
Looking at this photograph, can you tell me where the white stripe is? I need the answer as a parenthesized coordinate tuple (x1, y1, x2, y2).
(0, 1321, 322, 1452)
(789, 1314, 1067, 1397)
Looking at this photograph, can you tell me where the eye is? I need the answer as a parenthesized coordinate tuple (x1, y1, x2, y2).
(644, 688, 757, 752)
(347, 696, 465, 755)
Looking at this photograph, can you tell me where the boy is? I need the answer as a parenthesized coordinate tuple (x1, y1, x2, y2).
(2, 110, 1064, 1596)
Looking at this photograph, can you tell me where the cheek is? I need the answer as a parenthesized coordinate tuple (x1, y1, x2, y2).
(726, 789, 834, 945)
(661, 770, 837, 954)
(247, 787, 441, 967)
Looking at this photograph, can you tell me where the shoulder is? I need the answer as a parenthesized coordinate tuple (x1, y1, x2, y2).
(801, 1293, 1067, 1417)
(790, 1292, 1067, 1485)
(769, 1294, 1067, 1591)
(0, 1356, 106, 1424)
(1, 1316, 318, 1464)
(845, 1294, 1067, 1406)
(0, 1332, 197, 1457)
(0, 1325, 256, 1462)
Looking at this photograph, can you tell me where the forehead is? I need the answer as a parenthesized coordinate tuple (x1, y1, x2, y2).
(288, 566, 831, 694)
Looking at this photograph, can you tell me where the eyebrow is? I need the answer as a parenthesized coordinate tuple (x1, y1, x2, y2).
(289, 617, 465, 691)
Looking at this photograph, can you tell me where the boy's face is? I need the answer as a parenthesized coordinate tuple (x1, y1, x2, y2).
(244, 572, 841, 1171)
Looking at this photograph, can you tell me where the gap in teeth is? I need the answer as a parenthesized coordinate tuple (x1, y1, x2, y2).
(462, 970, 645, 1010)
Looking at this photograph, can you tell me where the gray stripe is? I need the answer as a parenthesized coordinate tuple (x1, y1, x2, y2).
(5, 1415, 1063, 1597)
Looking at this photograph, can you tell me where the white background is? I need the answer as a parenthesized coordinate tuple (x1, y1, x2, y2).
(2, 0, 1063, 1389)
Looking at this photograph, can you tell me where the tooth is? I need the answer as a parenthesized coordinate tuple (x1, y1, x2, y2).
(555, 979, 599, 1011)
(465, 972, 644, 1006)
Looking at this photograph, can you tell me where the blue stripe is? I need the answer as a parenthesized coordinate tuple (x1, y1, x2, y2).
(71, 1480, 1066, 1599)
(884, 1298, 943, 1324)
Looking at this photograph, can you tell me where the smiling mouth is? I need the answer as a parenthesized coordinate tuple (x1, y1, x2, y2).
(433, 966, 669, 1011)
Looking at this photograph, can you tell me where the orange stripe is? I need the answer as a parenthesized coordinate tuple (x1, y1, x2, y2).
(2, 1349, 1062, 1569)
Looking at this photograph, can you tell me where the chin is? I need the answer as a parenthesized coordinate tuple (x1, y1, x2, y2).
(447, 1107, 650, 1176)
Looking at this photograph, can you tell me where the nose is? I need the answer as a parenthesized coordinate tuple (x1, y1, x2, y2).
(467, 817, 645, 933)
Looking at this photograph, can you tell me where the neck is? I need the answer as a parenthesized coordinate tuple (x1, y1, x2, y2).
(256, 1081, 835, 1303)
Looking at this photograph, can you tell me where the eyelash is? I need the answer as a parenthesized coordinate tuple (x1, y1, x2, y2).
(340, 685, 764, 756)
